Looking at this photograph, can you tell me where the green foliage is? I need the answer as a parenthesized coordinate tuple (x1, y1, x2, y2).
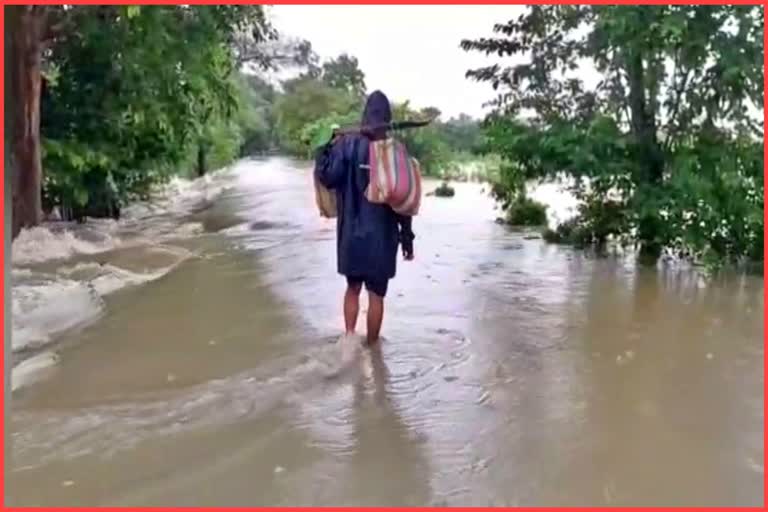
(542, 219, 580, 245)
(274, 75, 360, 155)
(204, 117, 244, 171)
(302, 112, 360, 153)
(321, 54, 367, 99)
(463, 5, 764, 265)
(434, 182, 455, 198)
(42, 139, 121, 218)
(439, 114, 484, 155)
(542, 199, 628, 249)
(41, 5, 274, 219)
(505, 196, 548, 226)
(391, 102, 450, 176)
(664, 133, 764, 264)
(234, 73, 277, 155)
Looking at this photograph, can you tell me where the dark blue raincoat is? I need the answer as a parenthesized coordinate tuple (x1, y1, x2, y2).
(315, 91, 415, 282)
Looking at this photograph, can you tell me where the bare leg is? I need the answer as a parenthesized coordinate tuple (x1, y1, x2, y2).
(344, 283, 362, 334)
(366, 291, 384, 345)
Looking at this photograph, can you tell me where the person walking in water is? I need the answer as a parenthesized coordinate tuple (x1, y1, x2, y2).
(315, 90, 415, 345)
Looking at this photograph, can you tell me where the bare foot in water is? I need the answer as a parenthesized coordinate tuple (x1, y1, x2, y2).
(364, 334, 386, 347)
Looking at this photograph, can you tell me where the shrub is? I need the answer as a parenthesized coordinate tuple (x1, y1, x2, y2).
(434, 182, 456, 198)
(506, 196, 547, 226)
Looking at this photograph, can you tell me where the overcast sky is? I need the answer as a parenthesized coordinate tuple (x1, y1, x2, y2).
(269, 5, 527, 120)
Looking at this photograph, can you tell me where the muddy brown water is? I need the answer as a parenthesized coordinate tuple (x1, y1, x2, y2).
(8, 158, 764, 506)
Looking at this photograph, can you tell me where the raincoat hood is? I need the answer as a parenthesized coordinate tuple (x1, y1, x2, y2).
(361, 90, 392, 127)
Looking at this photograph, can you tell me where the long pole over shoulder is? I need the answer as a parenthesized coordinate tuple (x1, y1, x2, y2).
(333, 118, 434, 137)
(311, 117, 435, 152)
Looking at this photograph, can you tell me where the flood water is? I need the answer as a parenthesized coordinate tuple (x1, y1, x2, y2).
(8, 158, 764, 506)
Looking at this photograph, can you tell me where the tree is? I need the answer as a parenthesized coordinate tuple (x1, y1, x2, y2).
(35, 6, 274, 219)
(9, 5, 275, 227)
(419, 107, 442, 121)
(5, 10, 13, 234)
(439, 114, 484, 155)
(8, 6, 49, 237)
(236, 36, 318, 72)
(392, 102, 450, 176)
(321, 54, 367, 99)
(274, 74, 361, 155)
(235, 73, 278, 155)
(462, 6, 763, 263)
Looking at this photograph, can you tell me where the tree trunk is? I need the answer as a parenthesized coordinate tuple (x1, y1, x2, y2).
(626, 47, 664, 262)
(9, 6, 46, 239)
(196, 143, 208, 177)
(5, 10, 13, 237)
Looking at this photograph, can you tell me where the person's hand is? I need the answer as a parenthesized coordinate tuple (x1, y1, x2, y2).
(399, 227, 415, 261)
